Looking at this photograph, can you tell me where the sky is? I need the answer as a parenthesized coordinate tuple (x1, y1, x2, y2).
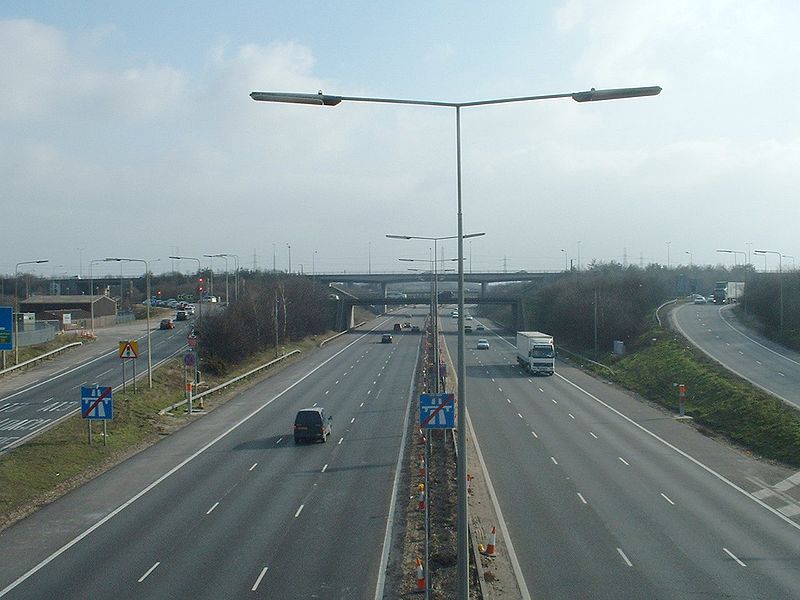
(2, 0, 799, 278)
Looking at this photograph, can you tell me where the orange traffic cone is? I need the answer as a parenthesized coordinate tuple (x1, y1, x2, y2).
(419, 455, 426, 477)
(415, 557, 426, 591)
(484, 526, 497, 556)
(418, 489, 426, 511)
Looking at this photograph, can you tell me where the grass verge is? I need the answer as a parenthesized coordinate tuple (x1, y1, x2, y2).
(578, 327, 800, 467)
(0, 332, 332, 531)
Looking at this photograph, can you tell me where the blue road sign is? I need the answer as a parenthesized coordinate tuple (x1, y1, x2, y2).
(81, 386, 113, 420)
(420, 393, 455, 429)
(0, 306, 12, 351)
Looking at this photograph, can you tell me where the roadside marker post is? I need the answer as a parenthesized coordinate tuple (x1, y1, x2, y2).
(678, 383, 686, 417)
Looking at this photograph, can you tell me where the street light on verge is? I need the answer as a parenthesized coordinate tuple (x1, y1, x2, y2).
(252, 83, 661, 598)
(169, 256, 202, 321)
(717, 249, 748, 313)
(105, 257, 158, 388)
(206, 254, 229, 305)
(14, 260, 48, 364)
(390, 232, 484, 397)
(754, 250, 783, 336)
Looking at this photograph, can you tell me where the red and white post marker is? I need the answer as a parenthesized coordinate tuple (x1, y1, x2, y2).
(678, 383, 686, 417)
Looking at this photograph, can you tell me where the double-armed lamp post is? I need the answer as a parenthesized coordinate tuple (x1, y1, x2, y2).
(251, 84, 661, 598)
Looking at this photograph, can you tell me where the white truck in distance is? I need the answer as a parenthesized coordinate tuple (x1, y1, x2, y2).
(516, 331, 555, 376)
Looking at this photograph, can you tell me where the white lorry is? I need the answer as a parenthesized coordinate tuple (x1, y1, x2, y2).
(516, 331, 555, 375)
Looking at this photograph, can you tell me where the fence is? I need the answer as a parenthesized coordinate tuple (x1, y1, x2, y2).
(15, 321, 57, 347)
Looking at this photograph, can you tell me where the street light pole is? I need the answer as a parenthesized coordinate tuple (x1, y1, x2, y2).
(666, 241, 671, 269)
(252, 83, 661, 598)
(206, 255, 230, 305)
(14, 259, 48, 364)
(169, 256, 202, 321)
(105, 257, 157, 388)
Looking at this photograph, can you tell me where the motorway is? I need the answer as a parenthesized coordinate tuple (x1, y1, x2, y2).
(0, 318, 194, 453)
(671, 302, 800, 408)
(442, 309, 800, 599)
(0, 312, 424, 599)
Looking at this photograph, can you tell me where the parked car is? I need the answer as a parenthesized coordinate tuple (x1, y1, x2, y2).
(293, 408, 332, 444)
(159, 318, 175, 330)
(477, 338, 490, 350)
(381, 334, 393, 344)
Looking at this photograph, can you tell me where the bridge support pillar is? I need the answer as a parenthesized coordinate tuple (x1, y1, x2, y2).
(511, 301, 526, 331)
(481, 282, 488, 296)
(380, 282, 388, 314)
(335, 301, 356, 331)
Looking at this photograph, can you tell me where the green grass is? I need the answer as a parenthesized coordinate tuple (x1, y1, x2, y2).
(585, 329, 800, 466)
(0, 333, 331, 530)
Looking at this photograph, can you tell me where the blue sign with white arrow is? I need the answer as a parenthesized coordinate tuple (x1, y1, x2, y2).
(0, 306, 12, 351)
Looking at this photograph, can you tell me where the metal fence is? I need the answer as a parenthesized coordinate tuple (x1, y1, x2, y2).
(16, 321, 57, 347)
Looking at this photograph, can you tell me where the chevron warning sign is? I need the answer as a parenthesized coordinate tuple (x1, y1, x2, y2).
(118, 340, 139, 359)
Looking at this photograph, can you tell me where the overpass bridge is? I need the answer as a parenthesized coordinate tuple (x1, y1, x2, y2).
(327, 270, 566, 330)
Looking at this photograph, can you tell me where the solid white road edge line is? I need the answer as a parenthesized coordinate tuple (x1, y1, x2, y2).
(373, 336, 419, 600)
(294, 504, 304, 518)
(0, 316, 395, 599)
(206, 502, 219, 515)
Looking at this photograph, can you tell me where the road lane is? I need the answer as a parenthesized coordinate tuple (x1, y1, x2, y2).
(0, 311, 423, 599)
(671, 302, 800, 408)
(0, 318, 194, 452)
(444, 312, 800, 598)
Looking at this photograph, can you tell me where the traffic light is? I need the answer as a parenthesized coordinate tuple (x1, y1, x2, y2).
(198, 277, 205, 294)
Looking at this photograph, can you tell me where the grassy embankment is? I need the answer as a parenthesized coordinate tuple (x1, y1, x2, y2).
(0, 333, 331, 531)
(579, 326, 800, 467)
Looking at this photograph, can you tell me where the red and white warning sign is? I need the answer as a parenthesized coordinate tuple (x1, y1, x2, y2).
(118, 340, 139, 359)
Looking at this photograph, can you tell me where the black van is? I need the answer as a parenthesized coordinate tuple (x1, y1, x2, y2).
(293, 408, 332, 444)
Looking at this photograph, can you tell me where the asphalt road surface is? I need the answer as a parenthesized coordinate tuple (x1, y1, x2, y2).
(0, 318, 195, 453)
(442, 310, 800, 599)
(0, 311, 424, 599)
(671, 302, 800, 408)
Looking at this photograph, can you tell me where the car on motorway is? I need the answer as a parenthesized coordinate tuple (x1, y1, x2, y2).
(465, 315, 473, 320)
(693, 295, 706, 304)
(159, 318, 175, 330)
(476, 324, 485, 331)
(451, 312, 459, 318)
(464, 325, 472, 333)
(402, 322, 412, 329)
(393, 323, 402, 332)
(175, 310, 188, 321)
(411, 325, 420, 332)
(381, 334, 393, 343)
(707, 294, 715, 304)
(293, 408, 332, 443)
(477, 338, 490, 350)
